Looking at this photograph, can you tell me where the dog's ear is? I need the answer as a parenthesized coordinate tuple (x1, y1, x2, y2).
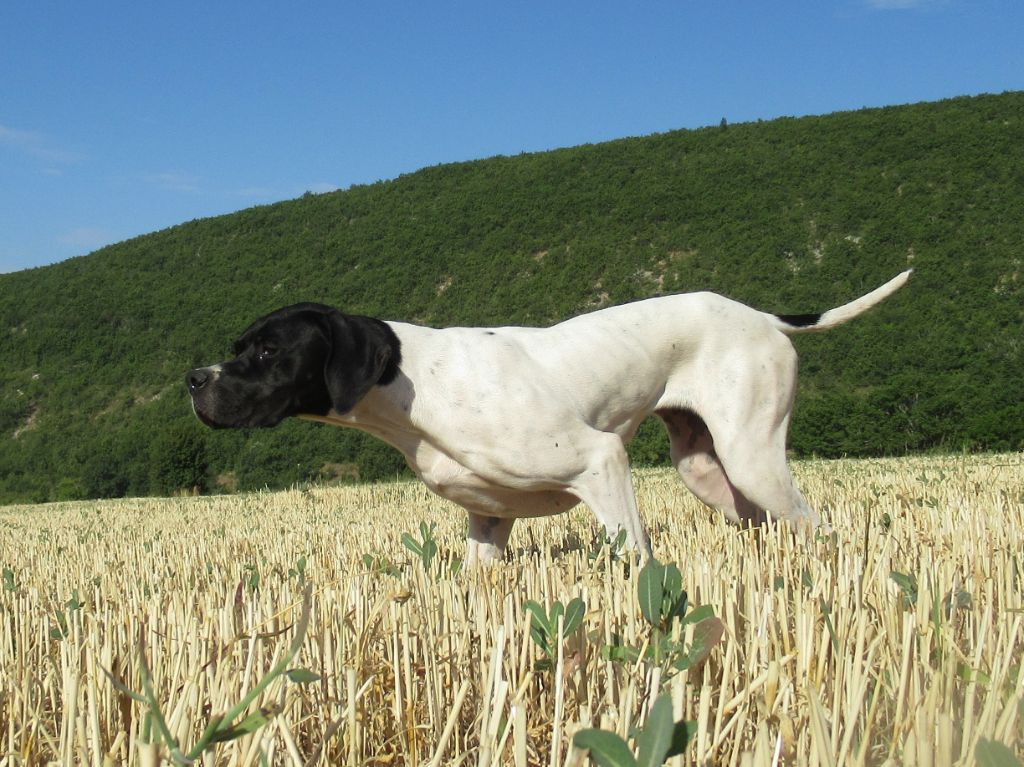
(322, 312, 399, 414)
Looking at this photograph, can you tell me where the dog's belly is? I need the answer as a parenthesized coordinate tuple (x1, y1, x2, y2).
(437, 481, 580, 519)
(415, 447, 580, 519)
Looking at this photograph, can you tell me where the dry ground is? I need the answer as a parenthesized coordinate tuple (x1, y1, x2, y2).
(1, 454, 1022, 765)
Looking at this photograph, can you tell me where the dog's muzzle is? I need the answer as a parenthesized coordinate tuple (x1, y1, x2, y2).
(186, 368, 212, 393)
(186, 367, 223, 428)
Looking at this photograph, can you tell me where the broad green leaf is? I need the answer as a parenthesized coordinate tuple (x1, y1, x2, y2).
(637, 558, 666, 628)
(956, 663, 992, 685)
(943, 589, 973, 616)
(401, 533, 423, 557)
(801, 568, 814, 591)
(601, 643, 639, 663)
(672, 617, 725, 671)
(563, 597, 586, 637)
(635, 694, 674, 767)
(666, 592, 688, 624)
(525, 601, 553, 654)
(551, 600, 565, 627)
(573, 729, 637, 767)
(661, 564, 687, 622)
(666, 720, 697, 758)
(424, 538, 437, 556)
(819, 597, 839, 652)
(285, 668, 321, 684)
(975, 738, 1023, 767)
(691, 617, 725, 659)
(524, 601, 551, 634)
(662, 563, 682, 596)
(530, 627, 551, 655)
(890, 571, 918, 606)
(681, 603, 714, 626)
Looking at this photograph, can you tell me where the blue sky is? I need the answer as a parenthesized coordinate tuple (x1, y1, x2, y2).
(1, 1, 1021, 273)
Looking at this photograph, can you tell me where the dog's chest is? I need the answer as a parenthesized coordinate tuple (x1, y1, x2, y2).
(411, 441, 578, 519)
(412, 443, 507, 505)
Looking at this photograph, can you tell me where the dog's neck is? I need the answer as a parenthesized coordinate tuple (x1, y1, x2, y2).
(299, 369, 422, 456)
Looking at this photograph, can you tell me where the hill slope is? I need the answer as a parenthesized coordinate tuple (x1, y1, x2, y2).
(2, 92, 1022, 502)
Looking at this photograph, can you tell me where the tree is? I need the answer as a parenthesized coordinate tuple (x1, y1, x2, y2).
(149, 423, 209, 494)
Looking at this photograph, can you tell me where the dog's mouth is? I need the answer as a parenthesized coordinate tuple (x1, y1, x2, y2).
(191, 399, 287, 430)
(191, 402, 225, 429)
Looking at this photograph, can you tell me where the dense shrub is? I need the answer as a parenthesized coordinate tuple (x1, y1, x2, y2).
(1, 93, 1021, 501)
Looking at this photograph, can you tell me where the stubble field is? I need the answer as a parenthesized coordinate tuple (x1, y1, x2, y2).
(1, 454, 1022, 766)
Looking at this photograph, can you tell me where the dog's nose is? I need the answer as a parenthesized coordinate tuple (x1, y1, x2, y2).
(186, 369, 210, 392)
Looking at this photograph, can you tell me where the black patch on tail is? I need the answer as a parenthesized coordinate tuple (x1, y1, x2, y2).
(776, 312, 821, 328)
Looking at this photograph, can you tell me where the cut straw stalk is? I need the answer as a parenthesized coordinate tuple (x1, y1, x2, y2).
(0, 455, 1021, 763)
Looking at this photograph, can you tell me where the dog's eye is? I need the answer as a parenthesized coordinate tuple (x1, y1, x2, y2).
(257, 346, 278, 361)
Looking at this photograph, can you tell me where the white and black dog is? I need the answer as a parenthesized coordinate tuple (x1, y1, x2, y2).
(187, 270, 910, 565)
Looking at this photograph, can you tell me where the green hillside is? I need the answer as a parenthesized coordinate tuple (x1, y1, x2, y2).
(2, 92, 1022, 503)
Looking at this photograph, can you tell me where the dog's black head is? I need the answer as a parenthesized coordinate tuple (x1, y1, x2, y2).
(185, 303, 401, 429)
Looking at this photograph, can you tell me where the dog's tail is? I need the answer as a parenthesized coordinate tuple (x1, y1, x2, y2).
(771, 270, 912, 334)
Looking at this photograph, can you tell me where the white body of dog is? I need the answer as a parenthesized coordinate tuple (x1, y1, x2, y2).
(292, 271, 912, 564)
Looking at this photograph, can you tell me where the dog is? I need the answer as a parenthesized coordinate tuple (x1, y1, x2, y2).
(187, 270, 910, 564)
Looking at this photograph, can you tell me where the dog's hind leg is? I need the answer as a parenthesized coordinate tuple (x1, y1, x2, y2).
(713, 429, 823, 531)
(699, 390, 823, 531)
(671, 337, 825, 532)
(658, 409, 767, 526)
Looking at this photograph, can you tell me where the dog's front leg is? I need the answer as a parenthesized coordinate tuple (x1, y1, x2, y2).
(465, 513, 516, 567)
(572, 433, 653, 560)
